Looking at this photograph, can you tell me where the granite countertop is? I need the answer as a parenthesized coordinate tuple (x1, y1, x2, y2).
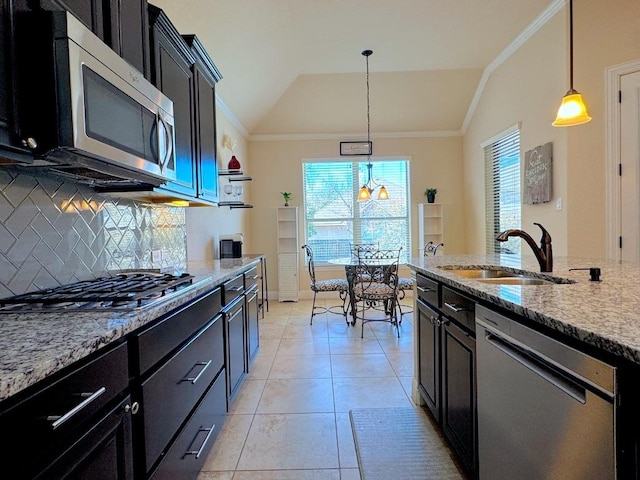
(408, 254, 640, 365)
(0, 255, 264, 402)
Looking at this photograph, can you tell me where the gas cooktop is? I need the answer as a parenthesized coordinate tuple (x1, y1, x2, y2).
(0, 271, 196, 312)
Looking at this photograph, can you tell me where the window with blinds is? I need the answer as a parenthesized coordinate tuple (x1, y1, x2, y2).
(484, 128, 521, 254)
(302, 160, 410, 262)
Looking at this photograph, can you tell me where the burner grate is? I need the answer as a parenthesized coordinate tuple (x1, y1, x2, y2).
(0, 272, 194, 310)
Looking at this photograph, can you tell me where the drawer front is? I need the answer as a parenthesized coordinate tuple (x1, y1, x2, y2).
(141, 316, 224, 471)
(0, 342, 128, 477)
(135, 287, 221, 375)
(150, 371, 227, 480)
(416, 273, 440, 308)
(223, 274, 245, 305)
(244, 266, 260, 290)
(442, 286, 476, 333)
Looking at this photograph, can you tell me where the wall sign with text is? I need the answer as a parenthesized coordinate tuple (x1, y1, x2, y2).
(524, 142, 552, 204)
(340, 141, 372, 156)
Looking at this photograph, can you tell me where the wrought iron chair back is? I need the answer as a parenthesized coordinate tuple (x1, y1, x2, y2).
(424, 241, 444, 256)
(352, 247, 402, 338)
(301, 245, 349, 325)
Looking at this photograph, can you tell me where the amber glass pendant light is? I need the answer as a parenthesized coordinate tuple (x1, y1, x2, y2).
(357, 50, 388, 201)
(553, 0, 591, 127)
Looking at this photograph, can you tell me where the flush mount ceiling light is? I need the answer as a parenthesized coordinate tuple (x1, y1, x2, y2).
(357, 49, 389, 201)
(553, 0, 591, 127)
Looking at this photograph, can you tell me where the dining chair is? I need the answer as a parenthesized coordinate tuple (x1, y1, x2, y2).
(352, 247, 402, 338)
(424, 241, 445, 256)
(301, 245, 349, 325)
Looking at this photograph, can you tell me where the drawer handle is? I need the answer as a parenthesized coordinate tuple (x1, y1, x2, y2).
(47, 386, 106, 430)
(249, 275, 260, 280)
(444, 302, 467, 313)
(416, 286, 432, 294)
(183, 424, 216, 459)
(181, 360, 212, 384)
(227, 286, 244, 292)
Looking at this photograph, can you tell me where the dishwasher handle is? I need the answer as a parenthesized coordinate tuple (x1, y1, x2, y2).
(485, 331, 587, 404)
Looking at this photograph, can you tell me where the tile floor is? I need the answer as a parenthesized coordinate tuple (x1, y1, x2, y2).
(197, 297, 418, 480)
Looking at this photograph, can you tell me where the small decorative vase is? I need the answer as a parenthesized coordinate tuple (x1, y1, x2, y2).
(228, 155, 241, 170)
(427, 193, 436, 203)
(284, 201, 289, 207)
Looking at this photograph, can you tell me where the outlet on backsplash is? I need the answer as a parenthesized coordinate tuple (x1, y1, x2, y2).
(151, 250, 163, 264)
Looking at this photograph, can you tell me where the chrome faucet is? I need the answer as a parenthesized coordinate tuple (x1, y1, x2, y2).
(496, 222, 553, 272)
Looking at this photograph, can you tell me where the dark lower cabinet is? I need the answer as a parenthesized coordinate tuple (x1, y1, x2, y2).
(35, 395, 134, 480)
(224, 295, 247, 403)
(417, 297, 441, 422)
(0, 341, 132, 480)
(415, 272, 477, 479)
(246, 285, 260, 365)
(150, 370, 226, 479)
(441, 318, 477, 477)
(131, 288, 225, 480)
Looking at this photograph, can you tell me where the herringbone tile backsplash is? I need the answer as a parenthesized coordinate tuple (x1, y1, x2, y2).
(0, 170, 186, 297)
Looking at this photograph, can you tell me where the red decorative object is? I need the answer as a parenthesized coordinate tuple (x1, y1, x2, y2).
(228, 155, 241, 170)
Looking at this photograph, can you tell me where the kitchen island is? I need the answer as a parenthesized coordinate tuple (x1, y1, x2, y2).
(409, 253, 640, 364)
(408, 253, 640, 479)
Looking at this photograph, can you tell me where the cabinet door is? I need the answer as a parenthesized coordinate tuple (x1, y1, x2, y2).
(245, 287, 260, 366)
(417, 298, 441, 422)
(149, 8, 197, 197)
(193, 63, 219, 202)
(116, 0, 149, 76)
(278, 253, 299, 302)
(441, 319, 477, 476)
(35, 396, 134, 480)
(225, 297, 246, 403)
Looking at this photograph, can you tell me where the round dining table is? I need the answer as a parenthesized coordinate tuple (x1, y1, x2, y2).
(328, 256, 398, 325)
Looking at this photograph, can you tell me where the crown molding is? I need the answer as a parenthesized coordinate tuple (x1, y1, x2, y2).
(215, 96, 249, 139)
(461, 0, 565, 133)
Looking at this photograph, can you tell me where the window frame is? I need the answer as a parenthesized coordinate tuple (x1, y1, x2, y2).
(302, 158, 411, 263)
(483, 126, 522, 254)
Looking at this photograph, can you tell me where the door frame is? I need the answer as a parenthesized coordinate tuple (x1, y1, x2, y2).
(605, 59, 640, 260)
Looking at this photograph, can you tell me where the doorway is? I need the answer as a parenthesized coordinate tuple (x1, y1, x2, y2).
(606, 60, 640, 263)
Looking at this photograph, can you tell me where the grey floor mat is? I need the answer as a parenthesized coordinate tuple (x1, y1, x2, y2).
(349, 407, 467, 480)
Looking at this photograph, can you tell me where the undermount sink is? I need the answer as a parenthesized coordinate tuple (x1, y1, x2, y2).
(438, 266, 576, 285)
(443, 268, 519, 279)
(475, 276, 556, 286)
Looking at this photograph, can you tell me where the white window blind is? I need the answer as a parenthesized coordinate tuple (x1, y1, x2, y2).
(302, 160, 410, 262)
(484, 129, 521, 254)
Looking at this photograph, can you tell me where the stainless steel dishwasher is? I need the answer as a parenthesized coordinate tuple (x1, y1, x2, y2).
(476, 305, 617, 480)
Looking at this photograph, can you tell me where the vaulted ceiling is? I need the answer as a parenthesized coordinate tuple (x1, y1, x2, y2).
(149, 0, 559, 138)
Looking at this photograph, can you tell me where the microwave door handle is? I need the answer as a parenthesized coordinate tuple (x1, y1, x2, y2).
(157, 115, 172, 171)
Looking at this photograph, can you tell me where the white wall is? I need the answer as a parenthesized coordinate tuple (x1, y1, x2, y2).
(464, 0, 640, 260)
(185, 110, 252, 261)
(248, 135, 464, 296)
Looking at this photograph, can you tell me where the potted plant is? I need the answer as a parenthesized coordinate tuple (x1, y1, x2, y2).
(425, 188, 438, 203)
(281, 192, 292, 206)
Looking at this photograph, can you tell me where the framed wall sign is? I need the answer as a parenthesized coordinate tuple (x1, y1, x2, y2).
(524, 142, 552, 204)
(340, 141, 372, 156)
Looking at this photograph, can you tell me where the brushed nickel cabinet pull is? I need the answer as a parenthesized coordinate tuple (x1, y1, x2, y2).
(180, 360, 212, 384)
(47, 386, 106, 430)
(444, 302, 467, 313)
(183, 425, 216, 459)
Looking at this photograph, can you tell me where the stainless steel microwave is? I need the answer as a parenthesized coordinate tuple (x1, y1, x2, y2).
(14, 10, 176, 187)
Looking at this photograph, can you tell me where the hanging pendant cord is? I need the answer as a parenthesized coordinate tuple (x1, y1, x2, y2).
(569, 0, 574, 91)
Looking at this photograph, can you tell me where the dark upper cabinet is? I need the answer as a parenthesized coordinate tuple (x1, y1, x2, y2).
(0, 0, 149, 159)
(148, 5, 222, 204)
(56, 0, 149, 76)
(184, 34, 221, 203)
(148, 5, 198, 199)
